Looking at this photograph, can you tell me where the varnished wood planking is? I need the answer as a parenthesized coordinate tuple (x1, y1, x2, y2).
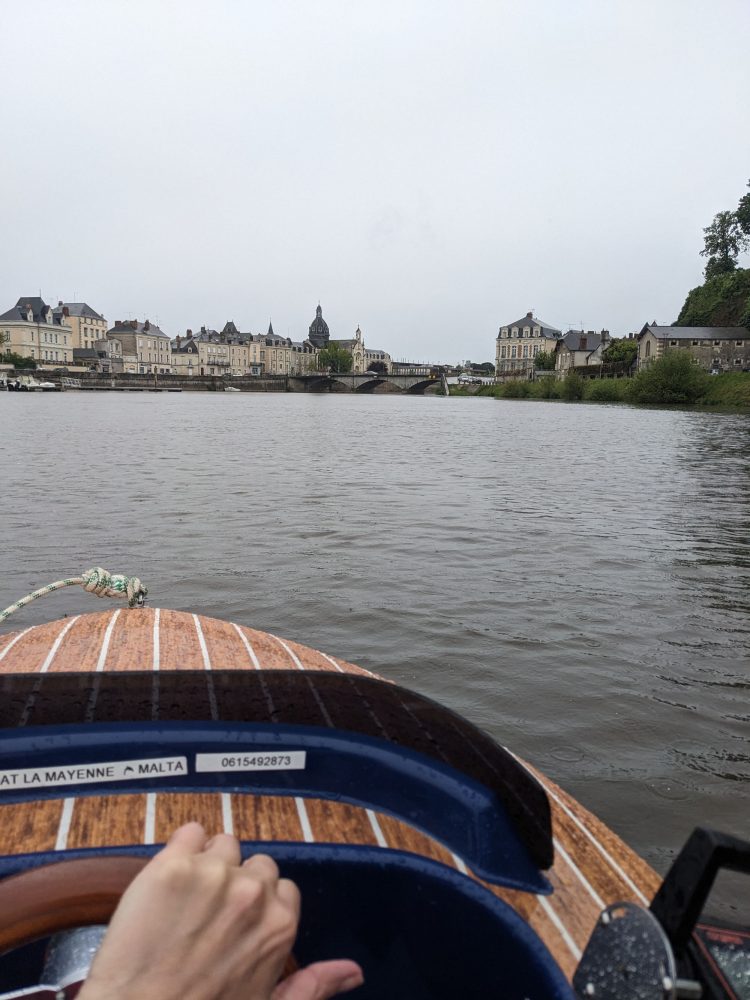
(46, 614, 108, 674)
(375, 813, 456, 867)
(527, 764, 660, 903)
(490, 885, 579, 980)
(104, 609, 154, 672)
(0, 620, 72, 675)
(235, 627, 299, 670)
(231, 794, 304, 842)
(0, 799, 64, 854)
(154, 792, 224, 841)
(200, 617, 255, 670)
(66, 794, 147, 849)
(302, 800, 379, 846)
(156, 611, 205, 671)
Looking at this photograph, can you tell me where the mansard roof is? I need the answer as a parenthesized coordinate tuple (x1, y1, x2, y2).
(558, 330, 603, 353)
(498, 312, 561, 337)
(108, 320, 170, 339)
(0, 296, 64, 324)
(57, 302, 105, 320)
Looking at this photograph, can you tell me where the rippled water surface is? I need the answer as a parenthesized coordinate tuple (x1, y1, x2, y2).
(1, 391, 748, 876)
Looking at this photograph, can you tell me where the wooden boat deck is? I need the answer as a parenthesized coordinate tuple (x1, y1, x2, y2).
(0, 609, 661, 981)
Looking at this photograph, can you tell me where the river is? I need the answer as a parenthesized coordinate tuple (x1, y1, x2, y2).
(1, 391, 748, 886)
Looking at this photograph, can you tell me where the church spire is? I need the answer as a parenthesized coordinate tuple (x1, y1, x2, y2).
(268, 319, 274, 336)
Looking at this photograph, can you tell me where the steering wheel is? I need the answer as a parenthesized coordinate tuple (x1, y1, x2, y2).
(0, 856, 299, 990)
(0, 857, 148, 954)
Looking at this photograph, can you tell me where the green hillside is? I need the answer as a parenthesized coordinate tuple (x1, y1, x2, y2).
(675, 268, 750, 328)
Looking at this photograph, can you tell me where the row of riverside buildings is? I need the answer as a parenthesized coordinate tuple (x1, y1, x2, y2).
(0, 299, 396, 377)
(495, 312, 750, 377)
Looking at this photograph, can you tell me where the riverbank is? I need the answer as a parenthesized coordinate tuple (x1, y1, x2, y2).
(451, 370, 750, 408)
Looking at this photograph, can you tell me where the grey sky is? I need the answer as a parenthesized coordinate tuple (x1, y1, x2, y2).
(2, 0, 749, 363)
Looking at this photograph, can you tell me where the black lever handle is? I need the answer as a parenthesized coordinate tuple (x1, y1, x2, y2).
(650, 826, 750, 952)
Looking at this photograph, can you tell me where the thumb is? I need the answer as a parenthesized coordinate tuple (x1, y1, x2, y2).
(272, 960, 364, 1000)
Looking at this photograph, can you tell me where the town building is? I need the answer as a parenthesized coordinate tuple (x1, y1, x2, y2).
(496, 312, 562, 374)
(308, 304, 330, 349)
(554, 330, 609, 376)
(0, 296, 74, 366)
(390, 361, 431, 375)
(330, 326, 392, 374)
(94, 336, 123, 374)
(637, 324, 750, 371)
(260, 322, 317, 375)
(53, 302, 108, 352)
(107, 319, 172, 374)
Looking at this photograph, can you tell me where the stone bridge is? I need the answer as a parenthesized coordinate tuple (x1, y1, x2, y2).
(289, 373, 445, 394)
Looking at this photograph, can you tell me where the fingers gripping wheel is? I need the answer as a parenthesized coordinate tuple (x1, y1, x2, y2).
(0, 858, 300, 1000)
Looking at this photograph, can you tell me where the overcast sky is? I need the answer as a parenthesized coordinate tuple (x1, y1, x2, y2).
(2, 1, 749, 363)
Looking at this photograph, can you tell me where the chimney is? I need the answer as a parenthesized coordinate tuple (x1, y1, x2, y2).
(63, 306, 69, 317)
(601, 329, 609, 344)
(144, 320, 150, 332)
(526, 311, 533, 319)
(58, 300, 63, 306)
(176, 334, 182, 347)
(186, 329, 193, 338)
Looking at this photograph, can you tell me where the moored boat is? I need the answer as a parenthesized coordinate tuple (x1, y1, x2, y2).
(0, 580, 746, 999)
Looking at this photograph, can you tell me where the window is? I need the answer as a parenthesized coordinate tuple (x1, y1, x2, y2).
(511, 346, 517, 358)
(735, 358, 742, 365)
(670, 340, 678, 346)
(501, 346, 507, 359)
(511, 327, 518, 337)
(692, 340, 698, 346)
(714, 340, 720, 346)
(736, 340, 743, 347)
(523, 345, 529, 358)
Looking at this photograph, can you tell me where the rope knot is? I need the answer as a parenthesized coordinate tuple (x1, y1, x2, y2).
(82, 568, 148, 608)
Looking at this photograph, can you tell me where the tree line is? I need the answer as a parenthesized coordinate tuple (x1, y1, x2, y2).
(701, 179, 750, 280)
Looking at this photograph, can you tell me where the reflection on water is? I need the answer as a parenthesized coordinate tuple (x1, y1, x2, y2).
(1, 393, 748, 877)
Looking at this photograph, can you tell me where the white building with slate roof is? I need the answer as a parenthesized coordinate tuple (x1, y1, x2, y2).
(496, 311, 562, 375)
(0, 296, 74, 366)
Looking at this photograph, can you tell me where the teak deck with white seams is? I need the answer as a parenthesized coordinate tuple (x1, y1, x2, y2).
(0, 609, 660, 981)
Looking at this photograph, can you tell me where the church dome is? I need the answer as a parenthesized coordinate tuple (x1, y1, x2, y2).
(308, 303, 330, 348)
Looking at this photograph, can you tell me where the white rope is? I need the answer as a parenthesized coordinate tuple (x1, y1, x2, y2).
(0, 568, 148, 625)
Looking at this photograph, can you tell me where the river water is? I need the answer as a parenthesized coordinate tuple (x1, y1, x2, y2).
(1, 391, 748, 881)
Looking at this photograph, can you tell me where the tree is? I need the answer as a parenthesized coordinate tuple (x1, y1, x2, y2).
(701, 210, 747, 279)
(1, 351, 36, 369)
(475, 362, 495, 373)
(736, 178, 750, 239)
(602, 338, 638, 366)
(366, 360, 388, 375)
(627, 350, 708, 405)
(317, 345, 353, 373)
(534, 350, 556, 370)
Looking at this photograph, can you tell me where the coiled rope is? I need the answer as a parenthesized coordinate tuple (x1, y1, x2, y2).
(0, 568, 148, 625)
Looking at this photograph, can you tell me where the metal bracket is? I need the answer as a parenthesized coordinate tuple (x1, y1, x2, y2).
(574, 902, 703, 999)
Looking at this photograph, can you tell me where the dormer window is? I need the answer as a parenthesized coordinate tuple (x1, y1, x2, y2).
(523, 327, 530, 337)
(533, 327, 540, 336)
(511, 327, 518, 337)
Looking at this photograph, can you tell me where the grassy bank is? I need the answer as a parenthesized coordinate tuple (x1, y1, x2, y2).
(451, 363, 750, 408)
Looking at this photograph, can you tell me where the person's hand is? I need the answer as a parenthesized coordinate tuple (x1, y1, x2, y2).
(77, 822, 363, 1000)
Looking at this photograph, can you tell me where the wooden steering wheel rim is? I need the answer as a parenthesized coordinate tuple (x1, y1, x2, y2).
(0, 856, 148, 955)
